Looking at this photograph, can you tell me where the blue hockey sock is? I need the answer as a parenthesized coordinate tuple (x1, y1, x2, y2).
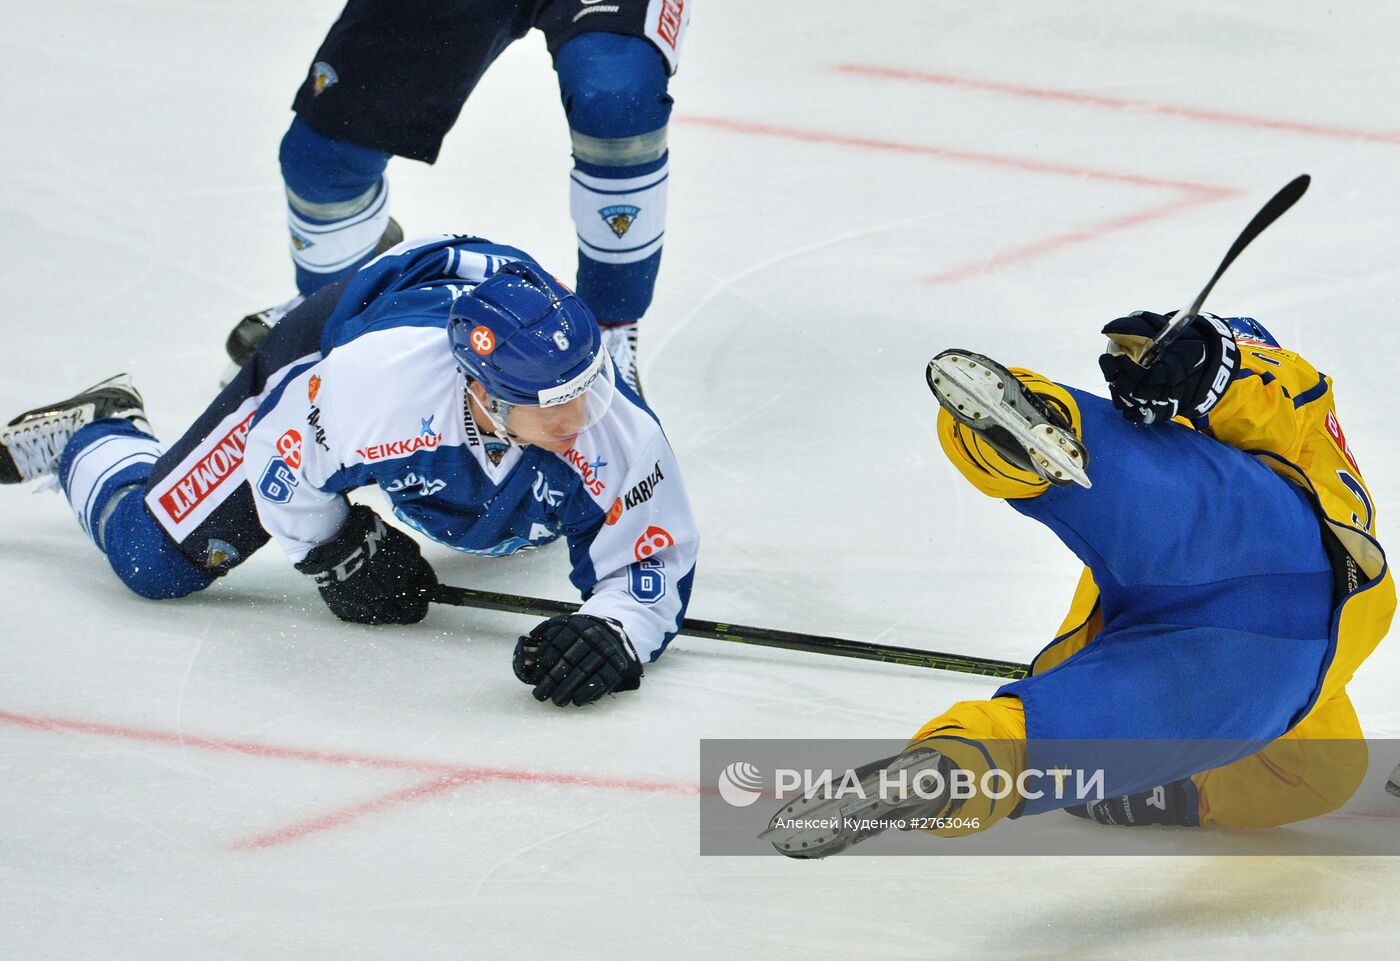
(279, 117, 393, 296)
(556, 33, 672, 323)
(60, 420, 215, 599)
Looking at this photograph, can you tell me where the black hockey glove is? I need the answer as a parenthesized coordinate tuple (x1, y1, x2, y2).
(1065, 778, 1197, 827)
(513, 614, 643, 707)
(294, 504, 437, 625)
(1098, 310, 1239, 425)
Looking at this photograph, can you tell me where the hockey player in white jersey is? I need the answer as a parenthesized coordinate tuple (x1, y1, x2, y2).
(0, 235, 699, 707)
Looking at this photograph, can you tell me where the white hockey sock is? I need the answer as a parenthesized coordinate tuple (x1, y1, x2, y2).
(570, 163, 668, 267)
(287, 177, 392, 279)
(64, 431, 163, 547)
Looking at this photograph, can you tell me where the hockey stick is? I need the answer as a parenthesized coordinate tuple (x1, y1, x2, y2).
(1140, 173, 1310, 367)
(430, 584, 1031, 679)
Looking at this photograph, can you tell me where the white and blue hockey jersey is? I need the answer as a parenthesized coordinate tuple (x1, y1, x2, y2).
(240, 236, 698, 660)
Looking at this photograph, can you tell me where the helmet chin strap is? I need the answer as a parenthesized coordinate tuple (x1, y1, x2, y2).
(485, 397, 519, 444)
(463, 375, 517, 445)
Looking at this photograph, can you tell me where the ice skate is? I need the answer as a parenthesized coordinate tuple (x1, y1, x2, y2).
(0, 374, 147, 484)
(759, 747, 951, 858)
(223, 217, 405, 376)
(600, 323, 641, 396)
(1387, 763, 1400, 798)
(224, 293, 305, 372)
(927, 349, 1090, 489)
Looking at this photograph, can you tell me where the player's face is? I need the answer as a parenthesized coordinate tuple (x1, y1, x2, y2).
(503, 396, 590, 453)
(467, 380, 606, 454)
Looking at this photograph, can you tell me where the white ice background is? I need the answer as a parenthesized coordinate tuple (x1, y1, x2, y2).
(1, 1, 1398, 958)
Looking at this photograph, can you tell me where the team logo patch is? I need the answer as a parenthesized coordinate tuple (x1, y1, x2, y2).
(599, 205, 641, 239)
(308, 375, 321, 403)
(470, 325, 495, 355)
(605, 498, 624, 525)
(311, 61, 339, 96)
(486, 441, 509, 466)
(203, 538, 241, 570)
(290, 229, 314, 251)
(633, 525, 674, 561)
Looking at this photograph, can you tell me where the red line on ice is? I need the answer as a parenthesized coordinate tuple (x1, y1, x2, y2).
(835, 64, 1400, 145)
(0, 708, 698, 849)
(229, 771, 491, 850)
(920, 189, 1228, 285)
(676, 114, 1239, 284)
(676, 114, 1222, 191)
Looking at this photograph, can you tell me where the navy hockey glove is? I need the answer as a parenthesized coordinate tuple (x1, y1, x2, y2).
(1098, 311, 1239, 425)
(1065, 778, 1199, 827)
(294, 504, 437, 625)
(513, 614, 643, 707)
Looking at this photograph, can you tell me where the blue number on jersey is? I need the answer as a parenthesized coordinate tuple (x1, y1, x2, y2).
(258, 458, 299, 504)
(628, 558, 667, 604)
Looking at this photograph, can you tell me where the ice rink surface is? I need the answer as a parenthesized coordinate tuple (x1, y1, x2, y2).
(2, 1, 1399, 957)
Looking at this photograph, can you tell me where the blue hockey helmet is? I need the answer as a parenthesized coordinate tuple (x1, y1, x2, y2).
(449, 261, 614, 446)
(1224, 315, 1282, 349)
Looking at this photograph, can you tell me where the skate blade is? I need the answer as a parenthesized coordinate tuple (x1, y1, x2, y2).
(928, 353, 1091, 489)
(759, 789, 875, 858)
(759, 751, 943, 858)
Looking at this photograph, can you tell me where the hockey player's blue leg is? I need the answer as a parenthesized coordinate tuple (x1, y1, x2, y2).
(1002, 617, 1333, 815)
(279, 117, 393, 296)
(990, 388, 1338, 813)
(556, 32, 672, 324)
(59, 420, 214, 600)
(1010, 386, 1335, 616)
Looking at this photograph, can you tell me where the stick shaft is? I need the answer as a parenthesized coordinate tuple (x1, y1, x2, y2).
(1143, 174, 1310, 366)
(430, 584, 1030, 680)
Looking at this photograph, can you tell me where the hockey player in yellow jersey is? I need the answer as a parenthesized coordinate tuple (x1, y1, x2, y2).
(763, 310, 1393, 857)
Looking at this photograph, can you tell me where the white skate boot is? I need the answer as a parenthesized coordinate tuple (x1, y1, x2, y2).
(927, 349, 1091, 489)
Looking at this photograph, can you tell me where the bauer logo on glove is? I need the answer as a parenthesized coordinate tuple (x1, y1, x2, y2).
(1099, 310, 1240, 425)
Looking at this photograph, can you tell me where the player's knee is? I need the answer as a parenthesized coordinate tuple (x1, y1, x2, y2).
(556, 33, 672, 162)
(912, 697, 1028, 745)
(1292, 734, 1369, 817)
(103, 488, 216, 600)
(279, 116, 390, 209)
(1313, 750, 1368, 816)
